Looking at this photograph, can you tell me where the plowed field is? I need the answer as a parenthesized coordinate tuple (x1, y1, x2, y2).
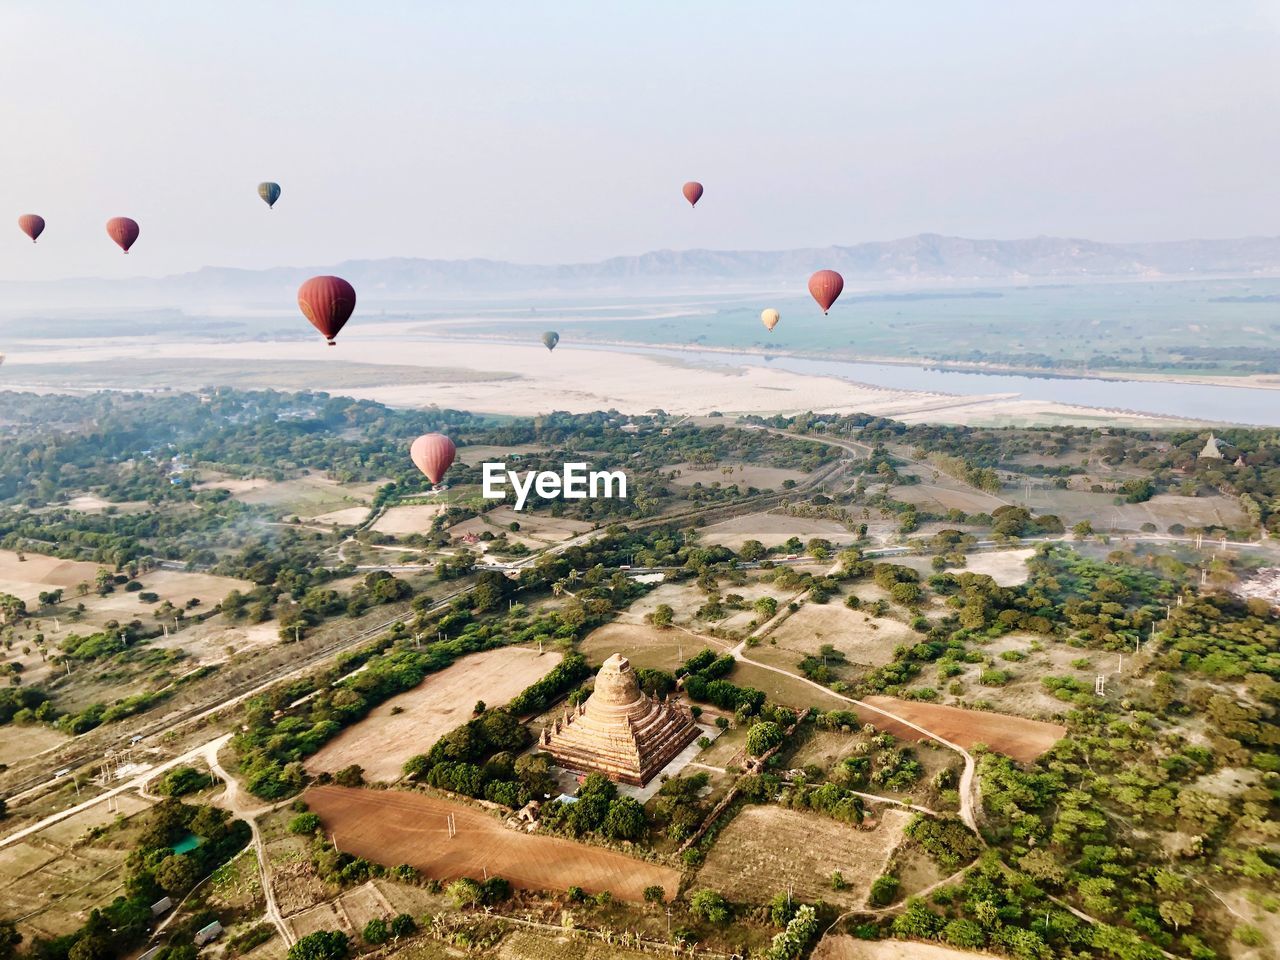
(861, 696, 1064, 763)
(305, 786, 679, 902)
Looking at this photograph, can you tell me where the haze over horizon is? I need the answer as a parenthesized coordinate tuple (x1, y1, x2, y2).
(3, 0, 1280, 284)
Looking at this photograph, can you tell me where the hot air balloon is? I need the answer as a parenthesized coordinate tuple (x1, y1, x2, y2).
(761, 308, 780, 332)
(808, 270, 844, 314)
(258, 182, 281, 209)
(411, 433, 457, 486)
(682, 181, 703, 208)
(106, 217, 140, 254)
(297, 276, 356, 345)
(18, 215, 45, 243)
(541, 330, 560, 352)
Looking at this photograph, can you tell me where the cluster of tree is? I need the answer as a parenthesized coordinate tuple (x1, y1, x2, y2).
(401, 708, 556, 808)
(507, 653, 591, 715)
(650, 771, 714, 841)
(539, 772, 648, 842)
(678, 648, 766, 717)
(778, 777, 865, 824)
(903, 814, 983, 869)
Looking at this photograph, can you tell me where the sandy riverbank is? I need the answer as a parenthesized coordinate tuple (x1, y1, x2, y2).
(0, 327, 1212, 428)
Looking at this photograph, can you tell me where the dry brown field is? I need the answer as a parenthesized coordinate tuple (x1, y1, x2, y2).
(622, 580, 709, 625)
(580, 621, 706, 671)
(0, 550, 106, 606)
(232, 475, 382, 517)
(890, 549, 1036, 587)
(0, 724, 69, 767)
(288, 901, 354, 942)
(663, 461, 807, 490)
(699, 512, 852, 550)
(889, 481, 1008, 515)
(930, 633, 1085, 720)
(60, 495, 150, 515)
(309, 506, 370, 526)
(697, 805, 910, 910)
(0, 793, 153, 942)
(815, 937, 997, 960)
(73, 569, 252, 628)
(307, 647, 562, 782)
(759, 602, 915, 672)
(372, 503, 449, 536)
(860, 695, 1064, 763)
(192, 475, 272, 496)
(449, 507, 593, 546)
(335, 881, 394, 930)
(454, 444, 549, 464)
(729, 661, 847, 711)
(1011, 488, 1248, 532)
(305, 785, 681, 901)
(493, 931, 656, 960)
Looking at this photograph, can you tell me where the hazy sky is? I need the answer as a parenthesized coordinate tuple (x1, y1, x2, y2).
(3, 1, 1279, 281)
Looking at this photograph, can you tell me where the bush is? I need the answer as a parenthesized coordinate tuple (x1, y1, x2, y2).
(287, 930, 351, 960)
(289, 812, 322, 835)
(447, 877, 484, 908)
(869, 874, 899, 906)
(389, 914, 416, 939)
(689, 888, 731, 924)
(361, 918, 387, 945)
(746, 721, 785, 756)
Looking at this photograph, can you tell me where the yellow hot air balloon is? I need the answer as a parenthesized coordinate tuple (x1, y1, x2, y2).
(761, 308, 780, 332)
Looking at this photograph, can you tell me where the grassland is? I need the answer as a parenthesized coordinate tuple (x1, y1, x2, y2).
(696, 806, 911, 911)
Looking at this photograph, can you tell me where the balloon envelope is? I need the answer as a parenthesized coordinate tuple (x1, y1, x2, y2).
(106, 217, 140, 253)
(297, 276, 357, 345)
(808, 270, 844, 314)
(761, 308, 780, 332)
(682, 181, 704, 207)
(541, 330, 560, 352)
(258, 182, 281, 208)
(18, 214, 44, 243)
(411, 433, 457, 485)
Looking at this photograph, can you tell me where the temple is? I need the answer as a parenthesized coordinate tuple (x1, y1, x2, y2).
(542, 653, 700, 786)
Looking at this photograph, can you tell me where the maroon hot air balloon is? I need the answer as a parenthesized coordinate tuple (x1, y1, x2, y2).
(682, 181, 704, 208)
(808, 269, 844, 314)
(106, 217, 140, 253)
(410, 433, 457, 486)
(18, 214, 45, 244)
(297, 275, 357, 345)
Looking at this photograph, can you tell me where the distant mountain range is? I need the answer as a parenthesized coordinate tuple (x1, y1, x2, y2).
(6, 233, 1280, 308)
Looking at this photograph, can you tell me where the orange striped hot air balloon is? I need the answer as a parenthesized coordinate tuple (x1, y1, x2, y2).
(682, 181, 703, 208)
(410, 433, 457, 486)
(106, 217, 140, 253)
(18, 215, 45, 243)
(808, 270, 844, 314)
(297, 276, 357, 345)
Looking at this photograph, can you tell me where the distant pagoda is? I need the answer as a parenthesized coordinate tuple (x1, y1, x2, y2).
(542, 653, 700, 786)
(1199, 434, 1225, 460)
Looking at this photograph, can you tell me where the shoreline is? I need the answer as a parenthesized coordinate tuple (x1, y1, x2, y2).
(410, 327, 1280, 392)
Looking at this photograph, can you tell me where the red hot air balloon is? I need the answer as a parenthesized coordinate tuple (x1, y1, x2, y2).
(18, 215, 45, 243)
(682, 181, 704, 208)
(297, 276, 357, 345)
(106, 217, 140, 253)
(808, 269, 844, 314)
(411, 433, 457, 486)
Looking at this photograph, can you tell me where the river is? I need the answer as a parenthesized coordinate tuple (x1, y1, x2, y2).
(576, 344, 1280, 426)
